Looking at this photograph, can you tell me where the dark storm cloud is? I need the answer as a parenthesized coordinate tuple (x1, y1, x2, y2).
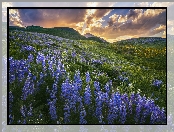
(127, 9, 139, 19)
(17, 9, 87, 27)
(18, 9, 43, 23)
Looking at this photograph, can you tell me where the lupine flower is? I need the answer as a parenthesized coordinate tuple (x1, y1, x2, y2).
(27, 103, 33, 116)
(80, 106, 87, 124)
(27, 54, 34, 62)
(105, 82, 110, 93)
(71, 50, 76, 58)
(94, 81, 100, 92)
(85, 71, 90, 83)
(95, 91, 104, 123)
(92, 59, 103, 65)
(119, 101, 127, 124)
(84, 85, 91, 105)
(74, 70, 82, 91)
(36, 52, 45, 65)
(20, 105, 27, 118)
(21, 77, 30, 100)
(21, 45, 35, 52)
(48, 99, 58, 120)
(152, 79, 163, 88)
(64, 103, 71, 123)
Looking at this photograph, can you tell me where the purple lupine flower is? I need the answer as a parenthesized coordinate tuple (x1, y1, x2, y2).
(53, 82, 58, 92)
(107, 98, 119, 124)
(79, 106, 87, 124)
(71, 50, 76, 58)
(118, 75, 124, 81)
(94, 81, 100, 92)
(23, 119, 26, 124)
(27, 54, 34, 62)
(36, 52, 45, 65)
(27, 103, 33, 116)
(61, 78, 71, 99)
(20, 105, 27, 118)
(152, 79, 163, 88)
(95, 91, 104, 123)
(64, 103, 71, 123)
(84, 84, 91, 105)
(85, 71, 90, 83)
(21, 77, 30, 100)
(119, 101, 127, 124)
(107, 92, 121, 124)
(21, 45, 35, 52)
(101, 92, 109, 105)
(105, 82, 110, 93)
(129, 93, 136, 112)
(9, 75, 15, 83)
(48, 99, 57, 120)
(134, 94, 143, 123)
(92, 59, 103, 65)
(74, 70, 82, 91)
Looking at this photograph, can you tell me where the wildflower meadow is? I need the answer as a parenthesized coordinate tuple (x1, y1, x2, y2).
(8, 29, 166, 124)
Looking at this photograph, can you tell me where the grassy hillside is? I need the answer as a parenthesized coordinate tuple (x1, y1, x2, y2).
(8, 29, 166, 124)
(9, 25, 108, 43)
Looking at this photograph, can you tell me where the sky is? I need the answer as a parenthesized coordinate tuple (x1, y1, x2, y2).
(2, 2, 173, 43)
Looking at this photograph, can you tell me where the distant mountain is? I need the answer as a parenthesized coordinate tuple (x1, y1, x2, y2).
(114, 37, 166, 45)
(84, 33, 95, 38)
(84, 33, 108, 43)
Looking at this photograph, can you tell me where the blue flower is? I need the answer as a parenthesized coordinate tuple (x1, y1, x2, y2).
(48, 99, 58, 120)
(71, 50, 76, 58)
(85, 71, 90, 83)
(152, 79, 163, 88)
(20, 105, 27, 118)
(27, 54, 34, 62)
(80, 107, 87, 124)
(84, 85, 91, 105)
(94, 81, 100, 92)
(27, 103, 33, 116)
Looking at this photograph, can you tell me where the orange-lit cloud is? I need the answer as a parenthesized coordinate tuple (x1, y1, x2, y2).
(9, 8, 166, 43)
(9, 9, 24, 27)
(88, 9, 166, 42)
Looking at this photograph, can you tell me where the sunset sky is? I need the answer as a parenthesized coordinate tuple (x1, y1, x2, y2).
(4, 2, 171, 42)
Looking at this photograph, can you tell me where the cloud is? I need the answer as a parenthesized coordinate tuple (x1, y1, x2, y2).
(9, 9, 24, 27)
(8, 4, 167, 42)
(89, 9, 166, 41)
(85, 9, 112, 27)
(16, 9, 87, 28)
(127, 9, 140, 19)
(162, 31, 166, 38)
(148, 25, 166, 36)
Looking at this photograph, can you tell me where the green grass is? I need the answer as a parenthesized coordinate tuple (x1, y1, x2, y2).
(9, 30, 166, 124)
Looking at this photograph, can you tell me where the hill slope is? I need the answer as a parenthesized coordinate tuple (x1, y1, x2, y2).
(9, 25, 108, 43)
